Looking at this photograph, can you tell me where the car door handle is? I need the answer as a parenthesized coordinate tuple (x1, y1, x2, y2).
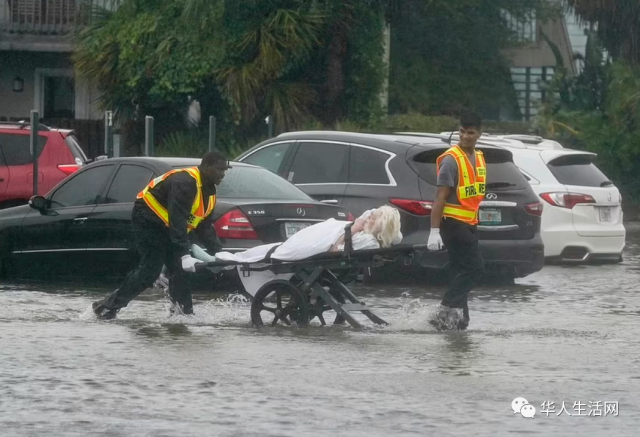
(320, 199, 338, 204)
(73, 217, 88, 222)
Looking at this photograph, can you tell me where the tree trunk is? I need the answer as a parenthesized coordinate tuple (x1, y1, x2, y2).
(321, 19, 349, 127)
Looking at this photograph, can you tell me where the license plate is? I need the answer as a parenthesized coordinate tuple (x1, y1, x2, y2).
(599, 207, 612, 222)
(479, 208, 502, 225)
(285, 222, 312, 238)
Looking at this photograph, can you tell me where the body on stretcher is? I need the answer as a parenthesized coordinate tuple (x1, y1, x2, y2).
(192, 224, 428, 329)
(157, 208, 422, 328)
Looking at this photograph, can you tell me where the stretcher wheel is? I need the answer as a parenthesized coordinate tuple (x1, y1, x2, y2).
(308, 277, 347, 326)
(251, 280, 309, 327)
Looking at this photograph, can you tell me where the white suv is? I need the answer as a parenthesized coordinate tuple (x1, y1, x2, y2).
(436, 133, 626, 263)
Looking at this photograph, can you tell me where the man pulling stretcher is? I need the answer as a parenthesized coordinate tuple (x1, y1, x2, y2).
(92, 151, 231, 320)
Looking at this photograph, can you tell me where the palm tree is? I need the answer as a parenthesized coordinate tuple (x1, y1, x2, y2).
(216, 0, 396, 131)
(216, 4, 325, 132)
(568, 0, 640, 64)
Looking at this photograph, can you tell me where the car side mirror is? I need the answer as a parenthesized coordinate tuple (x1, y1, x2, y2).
(29, 195, 48, 211)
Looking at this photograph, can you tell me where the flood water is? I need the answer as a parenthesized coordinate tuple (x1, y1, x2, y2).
(2, 231, 640, 436)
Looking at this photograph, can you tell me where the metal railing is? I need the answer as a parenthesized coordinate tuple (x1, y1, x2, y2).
(0, 0, 119, 35)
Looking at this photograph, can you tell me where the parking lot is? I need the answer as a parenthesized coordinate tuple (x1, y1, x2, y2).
(1, 227, 638, 436)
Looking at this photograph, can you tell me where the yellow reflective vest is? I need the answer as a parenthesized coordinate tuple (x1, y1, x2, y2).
(436, 145, 486, 225)
(136, 167, 216, 232)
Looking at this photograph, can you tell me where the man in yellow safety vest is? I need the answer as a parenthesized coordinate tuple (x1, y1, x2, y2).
(427, 112, 486, 330)
(92, 151, 231, 319)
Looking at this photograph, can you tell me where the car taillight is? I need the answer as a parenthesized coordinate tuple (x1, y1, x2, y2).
(524, 201, 543, 216)
(389, 198, 433, 216)
(58, 164, 81, 175)
(540, 192, 596, 209)
(214, 209, 259, 239)
(347, 212, 355, 221)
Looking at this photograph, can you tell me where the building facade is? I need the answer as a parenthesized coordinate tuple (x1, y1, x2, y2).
(502, 5, 590, 122)
(0, 0, 114, 121)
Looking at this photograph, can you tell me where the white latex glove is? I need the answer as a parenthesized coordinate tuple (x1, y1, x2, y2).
(191, 244, 217, 263)
(181, 254, 201, 273)
(427, 228, 444, 251)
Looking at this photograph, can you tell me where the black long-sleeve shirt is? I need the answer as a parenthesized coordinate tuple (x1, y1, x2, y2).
(135, 169, 222, 257)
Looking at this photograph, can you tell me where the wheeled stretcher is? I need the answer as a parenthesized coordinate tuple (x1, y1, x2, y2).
(196, 226, 428, 329)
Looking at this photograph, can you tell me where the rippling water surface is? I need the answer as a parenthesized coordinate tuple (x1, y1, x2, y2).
(2, 233, 640, 436)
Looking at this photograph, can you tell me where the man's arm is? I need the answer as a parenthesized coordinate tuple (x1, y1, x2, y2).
(431, 155, 457, 228)
(166, 175, 198, 257)
(427, 156, 456, 251)
(195, 214, 223, 254)
(431, 186, 451, 229)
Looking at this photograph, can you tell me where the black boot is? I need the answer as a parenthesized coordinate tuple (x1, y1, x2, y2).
(430, 304, 465, 331)
(92, 301, 119, 320)
(458, 305, 470, 330)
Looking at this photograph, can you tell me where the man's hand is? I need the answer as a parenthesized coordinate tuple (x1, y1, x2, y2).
(427, 228, 444, 251)
(154, 272, 169, 292)
(181, 254, 202, 273)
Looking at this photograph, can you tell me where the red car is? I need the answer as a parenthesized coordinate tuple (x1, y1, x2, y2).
(0, 122, 88, 209)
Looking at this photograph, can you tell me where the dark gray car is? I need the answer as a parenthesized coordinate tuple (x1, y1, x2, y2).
(236, 131, 545, 280)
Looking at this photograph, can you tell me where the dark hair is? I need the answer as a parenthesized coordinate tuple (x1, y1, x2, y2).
(460, 112, 482, 130)
(201, 150, 228, 167)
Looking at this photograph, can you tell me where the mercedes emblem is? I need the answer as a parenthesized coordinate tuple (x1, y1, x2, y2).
(296, 207, 306, 216)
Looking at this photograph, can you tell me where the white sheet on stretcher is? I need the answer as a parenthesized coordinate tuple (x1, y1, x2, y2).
(213, 211, 402, 297)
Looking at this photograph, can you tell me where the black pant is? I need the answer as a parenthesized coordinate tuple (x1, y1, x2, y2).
(100, 208, 193, 313)
(440, 217, 484, 317)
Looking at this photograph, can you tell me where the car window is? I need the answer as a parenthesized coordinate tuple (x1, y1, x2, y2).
(64, 134, 89, 163)
(214, 166, 312, 200)
(241, 142, 293, 174)
(49, 165, 114, 208)
(103, 164, 154, 204)
(408, 147, 529, 190)
(289, 142, 348, 184)
(0, 133, 47, 166)
(547, 154, 611, 187)
(349, 146, 390, 184)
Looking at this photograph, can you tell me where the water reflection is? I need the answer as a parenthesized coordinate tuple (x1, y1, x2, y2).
(433, 332, 482, 376)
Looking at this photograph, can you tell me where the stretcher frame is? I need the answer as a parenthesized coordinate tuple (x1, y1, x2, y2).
(197, 227, 427, 329)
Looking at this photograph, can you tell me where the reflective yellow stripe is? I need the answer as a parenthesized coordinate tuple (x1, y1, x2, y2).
(443, 205, 477, 219)
(144, 192, 170, 226)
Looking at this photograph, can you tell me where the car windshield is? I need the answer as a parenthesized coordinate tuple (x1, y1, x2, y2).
(546, 154, 612, 187)
(408, 147, 530, 190)
(173, 165, 313, 200)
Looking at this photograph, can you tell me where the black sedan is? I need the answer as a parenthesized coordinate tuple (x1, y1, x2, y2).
(0, 157, 349, 281)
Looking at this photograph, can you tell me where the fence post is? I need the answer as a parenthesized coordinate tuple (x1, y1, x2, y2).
(30, 110, 39, 196)
(145, 116, 155, 157)
(113, 135, 120, 158)
(208, 116, 216, 152)
(104, 110, 114, 158)
(266, 115, 273, 138)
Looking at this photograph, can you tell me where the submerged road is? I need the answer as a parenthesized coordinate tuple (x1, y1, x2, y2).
(1, 231, 639, 436)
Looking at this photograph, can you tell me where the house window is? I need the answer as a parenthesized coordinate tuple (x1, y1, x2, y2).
(44, 76, 75, 118)
(502, 10, 537, 43)
(510, 66, 554, 121)
(35, 69, 75, 119)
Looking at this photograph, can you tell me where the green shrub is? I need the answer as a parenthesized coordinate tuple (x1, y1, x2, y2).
(156, 131, 208, 158)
